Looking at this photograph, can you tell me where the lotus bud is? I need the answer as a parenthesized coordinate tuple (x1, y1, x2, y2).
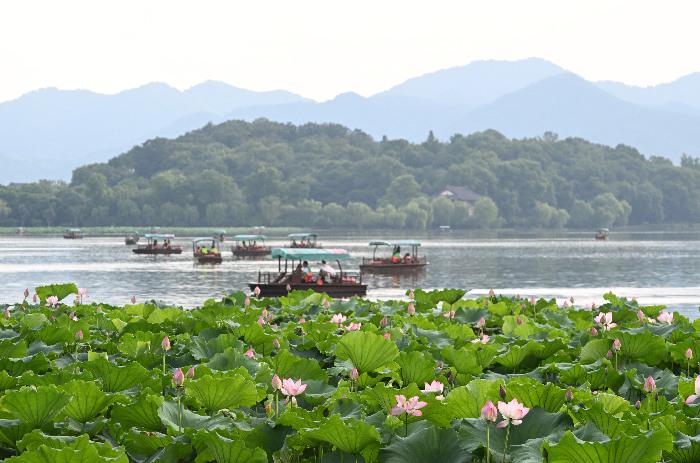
(131, 295, 136, 304)
(606, 350, 613, 360)
(565, 388, 573, 402)
(291, 396, 298, 406)
(75, 330, 83, 340)
(253, 286, 261, 297)
(590, 327, 598, 336)
(186, 366, 196, 378)
(634, 400, 641, 409)
(407, 302, 415, 315)
(271, 374, 282, 390)
(323, 299, 331, 309)
(612, 338, 621, 351)
(637, 309, 646, 323)
(46, 295, 59, 306)
(262, 308, 269, 318)
(244, 296, 251, 307)
(480, 400, 498, 422)
(686, 348, 694, 360)
(644, 376, 656, 393)
(257, 316, 265, 326)
(23, 288, 29, 299)
(172, 368, 185, 387)
(33, 294, 38, 303)
(477, 316, 486, 328)
(161, 336, 171, 351)
(350, 368, 359, 381)
(244, 347, 255, 358)
(570, 296, 574, 303)
(272, 338, 281, 349)
(530, 296, 536, 305)
(591, 302, 596, 310)
(3, 308, 11, 318)
(489, 289, 495, 297)
(286, 284, 292, 292)
(516, 317, 523, 325)
(299, 317, 305, 324)
(383, 332, 391, 340)
(380, 316, 389, 328)
(499, 384, 507, 399)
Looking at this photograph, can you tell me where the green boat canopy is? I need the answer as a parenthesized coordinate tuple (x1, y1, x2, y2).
(288, 233, 318, 239)
(368, 240, 422, 247)
(144, 233, 175, 239)
(271, 248, 351, 261)
(233, 234, 267, 241)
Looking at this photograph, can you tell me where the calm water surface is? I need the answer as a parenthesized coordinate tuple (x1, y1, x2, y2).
(1, 231, 699, 318)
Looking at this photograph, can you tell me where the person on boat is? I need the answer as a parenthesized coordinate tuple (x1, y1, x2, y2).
(319, 260, 336, 281)
(391, 246, 402, 264)
(403, 252, 413, 264)
(153, 239, 158, 249)
(291, 239, 297, 247)
(301, 261, 313, 282)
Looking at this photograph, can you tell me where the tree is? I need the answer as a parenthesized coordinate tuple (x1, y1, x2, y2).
(381, 175, 422, 207)
(0, 199, 11, 222)
(471, 197, 500, 228)
(591, 193, 630, 228)
(431, 197, 454, 227)
(568, 200, 594, 228)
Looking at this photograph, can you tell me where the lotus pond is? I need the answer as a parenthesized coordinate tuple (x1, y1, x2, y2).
(2, 284, 700, 462)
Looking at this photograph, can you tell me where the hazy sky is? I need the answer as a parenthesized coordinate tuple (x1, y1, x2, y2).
(1, 0, 699, 103)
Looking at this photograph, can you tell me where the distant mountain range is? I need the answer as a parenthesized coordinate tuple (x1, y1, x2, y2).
(2, 57, 700, 184)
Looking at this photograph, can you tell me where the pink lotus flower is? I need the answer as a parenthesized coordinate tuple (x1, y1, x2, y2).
(686, 348, 694, 360)
(322, 299, 331, 309)
(390, 395, 428, 417)
(565, 389, 573, 401)
(77, 287, 87, 302)
(46, 295, 59, 307)
(496, 399, 529, 428)
(69, 312, 78, 321)
(657, 311, 674, 324)
(471, 334, 490, 344)
(253, 286, 261, 297)
(262, 308, 269, 318)
(383, 332, 391, 340)
(23, 288, 29, 299)
(331, 314, 347, 325)
(130, 295, 137, 304)
(407, 302, 416, 315)
(244, 296, 251, 307)
(350, 368, 359, 381)
(606, 350, 613, 360)
(172, 368, 185, 387)
(643, 375, 656, 393)
(594, 312, 617, 331)
(286, 284, 292, 291)
(488, 289, 495, 297)
(636, 310, 646, 323)
(481, 400, 498, 422)
(299, 317, 306, 324)
(271, 374, 283, 390)
(244, 347, 255, 358)
(346, 322, 361, 331)
(422, 380, 444, 399)
(612, 339, 621, 351)
(685, 376, 700, 404)
(3, 308, 11, 318)
(32, 294, 38, 303)
(634, 400, 641, 409)
(161, 336, 171, 351)
(380, 316, 389, 328)
(476, 317, 486, 328)
(590, 327, 598, 336)
(186, 366, 196, 378)
(75, 330, 83, 340)
(530, 296, 536, 305)
(280, 378, 307, 397)
(443, 310, 456, 319)
(257, 316, 266, 326)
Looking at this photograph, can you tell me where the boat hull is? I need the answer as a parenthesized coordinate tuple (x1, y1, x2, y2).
(232, 248, 270, 257)
(125, 238, 138, 245)
(133, 247, 183, 255)
(360, 262, 428, 273)
(195, 254, 223, 264)
(248, 283, 367, 298)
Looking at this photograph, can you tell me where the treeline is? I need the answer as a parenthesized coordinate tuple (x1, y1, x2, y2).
(1, 119, 700, 229)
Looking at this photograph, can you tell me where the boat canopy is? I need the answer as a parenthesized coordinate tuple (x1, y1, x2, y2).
(369, 240, 421, 247)
(233, 234, 266, 241)
(288, 233, 318, 239)
(193, 237, 220, 244)
(214, 229, 226, 234)
(271, 248, 351, 261)
(144, 233, 175, 239)
(598, 228, 610, 232)
(66, 228, 81, 232)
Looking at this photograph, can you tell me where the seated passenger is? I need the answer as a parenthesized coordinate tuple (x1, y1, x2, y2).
(403, 253, 413, 263)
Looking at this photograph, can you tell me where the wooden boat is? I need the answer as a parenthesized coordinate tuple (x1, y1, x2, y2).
(595, 228, 609, 241)
(250, 248, 366, 297)
(288, 233, 321, 248)
(232, 234, 271, 257)
(193, 238, 223, 264)
(133, 233, 183, 255)
(16, 227, 25, 236)
(125, 232, 140, 245)
(360, 240, 428, 273)
(63, 228, 83, 239)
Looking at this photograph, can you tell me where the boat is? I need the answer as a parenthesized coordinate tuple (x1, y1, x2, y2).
(125, 232, 140, 245)
(231, 234, 271, 257)
(250, 248, 366, 297)
(288, 232, 321, 248)
(213, 229, 226, 242)
(132, 233, 183, 255)
(360, 240, 428, 273)
(63, 228, 83, 239)
(595, 228, 609, 240)
(16, 227, 25, 236)
(193, 238, 223, 264)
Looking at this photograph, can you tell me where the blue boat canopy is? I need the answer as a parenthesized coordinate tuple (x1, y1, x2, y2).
(144, 233, 175, 239)
(288, 233, 318, 239)
(271, 248, 351, 261)
(369, 240, 421, 247)
(233, 234, 266, 241)
(193, 237, 221, 244)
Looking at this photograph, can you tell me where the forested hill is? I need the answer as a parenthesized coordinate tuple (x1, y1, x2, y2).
(1, 118, 699, 229)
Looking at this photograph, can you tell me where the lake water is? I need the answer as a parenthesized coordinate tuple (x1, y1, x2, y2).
(1, 231, 700, 318)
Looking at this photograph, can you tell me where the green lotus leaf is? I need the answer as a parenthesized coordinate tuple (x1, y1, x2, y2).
(335, 331, 399, 373)
(190, 334, 241, 360)
(396, 350, 437, 385)
(505, 377, 567, 413)
(34, 283, 78, 302)
(62, 380, 115, 423)
(270, 349, 327, 381)
(381, 422, 468, 463)
(579, 338, 612, 363)
(186, 374, 257, 412)
(19, 314, 48, 331)
(195, 430, 267, 463)
(616, 331, 668, 366)
(441, 345, 484, 376)
(0, 355, 49, 378)
(83, 358, 151, 392)
(0, 420, 35, 448)
(7, 433, 128, 462)
(0, 370, 17, 390)
(207, 347, 259, 375)
(487, 301, 510, 316)
(304, 414, 380, 455)
(411, 326, 454, 348)
(412, 289, 466, 311)
(121, 430, 174, 462)
(239, 323, 275, 355)
(546, 428, 673, 463)
(146, 307, 184, 324)
(445, 379, 501, 419)
(667, 432, 700, 463)
(158, 400, 231, 431)
(0, 339, 28, 358)
(110, 394, 164, 432)
(1, 385, 72, 429)
(495, 341, 542, 371)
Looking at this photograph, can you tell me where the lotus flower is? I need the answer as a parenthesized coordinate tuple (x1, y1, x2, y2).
(390, 395, 428, 417)
(186, 366, 196, 378)
(488, 289, 495, 297)
(280, 378, 307, 397)
(322, 299, 331, 309)
(407, 302, 416, 315)
(686, 348, 694, 360)
(606, 350, 613, 360)
(46, 295, 59, 307)
(331, 313, 347, 325)
(32, 294, 38, 303)
(130, 295, 137, 304)
(271, 374, 283, 390)
(244, 296, 251, 307)
(253, 286, 261, 297)
(172, 368, 185, 387)
(496, 399, 529, 428)
(383, 332, 391, 340)
(346, 322, 361, 331)
(685, 376, 700, 404)
(565, 388, 573, 401)
(69, 312, 78, 321)
(23, 288, 29, 299)
(257, 316, 266, 326)
(590, 327, 598, 336)
(299, 317, 306, 324)
(481, 400, 498, 422)
(3, 308, 11, 318)
(350, 368, 359, 381)
(75, 330, 83, 340)
(380, 316, 389, 328)
(634, 400, 641, 409)
(637, 310, 646, 323)
(530, 296, 536, 305)
(643, 375, 656, 393)
(286, 284, 292, 291)
(612, 338, 621, 351)
(476, 316, 486, 328)
(471, 334, 490, 344)
(262, 308, 269, 318)
(442, 309, 456, 319)
(244, 347, 255, 358)
(161, 336, 171, 351)
(422, 380, 444, 399)
(594, 312, 617, 331)
(657, 311, 674, 324)
(77, 287, 87, 302)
